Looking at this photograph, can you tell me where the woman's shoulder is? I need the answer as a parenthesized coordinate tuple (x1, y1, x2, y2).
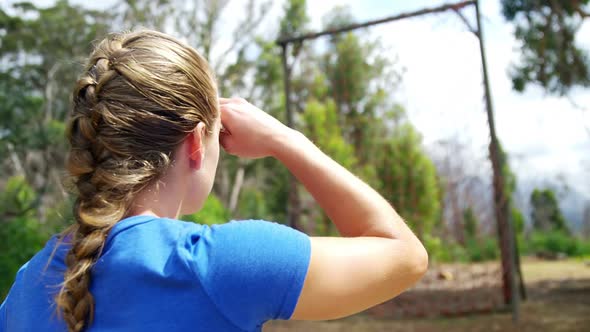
(177, 219, 308, 255)
(202, 219, 306, 240)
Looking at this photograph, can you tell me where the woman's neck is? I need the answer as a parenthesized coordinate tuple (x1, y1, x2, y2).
(128, 165, 187, 219)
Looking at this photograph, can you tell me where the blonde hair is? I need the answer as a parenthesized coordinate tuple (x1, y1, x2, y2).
(56, 30, 218, 332)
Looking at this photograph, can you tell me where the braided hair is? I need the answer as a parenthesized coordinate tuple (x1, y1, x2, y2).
(56, 30, 218, 332)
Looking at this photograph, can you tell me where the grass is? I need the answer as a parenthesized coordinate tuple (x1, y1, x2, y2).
(264, 258, 590, 332)
(521, 258, 590, 282)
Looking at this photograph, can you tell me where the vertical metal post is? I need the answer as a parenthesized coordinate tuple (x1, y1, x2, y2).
(280, 43, 300, 230)
(280, 43, 294, 128)
(475, 0, 519, 322)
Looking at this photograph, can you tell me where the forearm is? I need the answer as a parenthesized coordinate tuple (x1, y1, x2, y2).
(273, 129, 415, 241)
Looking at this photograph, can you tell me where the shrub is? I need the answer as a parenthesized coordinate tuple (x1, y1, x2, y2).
(466, 237, 499, 262)
(181, 194, 231, 226)
(528, 231, 579, 257)
(0, 177, 48, 300)
(424, 234, 469, 263)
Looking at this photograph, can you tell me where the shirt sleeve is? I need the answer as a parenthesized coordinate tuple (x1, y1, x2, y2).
(182, 220, 311, 330)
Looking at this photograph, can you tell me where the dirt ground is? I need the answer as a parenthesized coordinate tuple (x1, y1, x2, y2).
(265, 259, 590, 332)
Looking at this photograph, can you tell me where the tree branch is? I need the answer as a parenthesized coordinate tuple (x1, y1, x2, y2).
(213, 0, 271, 74)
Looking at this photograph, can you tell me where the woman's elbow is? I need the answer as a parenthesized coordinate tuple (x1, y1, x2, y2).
(408, 239, 429, 281)
(416, 241, 429, 277)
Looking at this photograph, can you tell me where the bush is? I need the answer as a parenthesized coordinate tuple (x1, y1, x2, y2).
(424, 234, 469, 263)
(576, 239, 590, 257)
(424, 234, 501, 263)
(0, 177, 49, 300)
(181, 194, 230, 226)
(528, 231, 581, 257)
(465, 237, 499, 262)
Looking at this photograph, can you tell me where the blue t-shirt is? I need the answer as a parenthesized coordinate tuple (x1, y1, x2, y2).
(0, 216, 311, 331)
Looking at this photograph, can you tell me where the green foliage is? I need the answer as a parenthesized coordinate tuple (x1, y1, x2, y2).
(526, 231, 587, 257)
(425, 234, 499, 263)
(501, 0, 590, 94)
(424, 235, 468, 263)
(423, 235, 445, 262)
(463, 207, 478, 240)
(325, 32, 372, 109)
(237, 187, 270, 220)
(0, 177, 49, 299)
(0, 4, 111, 299)
(254, 38, 284, 112)
(456, 207, 499, 262)
(258, 158, 289, 223)
(182, 195, 230, 226)
(512, 206, 525, 236)
(376, 123, 440, 239)
(299, 97, 359, 235)
(0, 176, 36, 214)
(530, 188, 570, 233)
(321, 13, 401, 161)
(322, 5, 355, 30)
(0, 0, 111, 223)
(0, 0, 530, 288)
(302, 98, 357, 169)
(0, 0, 110, 123)
(465, 237, 499, 262)
(279, 0, 309, 39)
(577, 239, 590, 257)
(496, 141, 525, 269)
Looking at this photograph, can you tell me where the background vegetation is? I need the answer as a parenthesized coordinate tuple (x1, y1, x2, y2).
(1, 0, 589, 301)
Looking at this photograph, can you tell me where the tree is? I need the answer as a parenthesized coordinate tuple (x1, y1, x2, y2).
(300, 97, 358, 234)
(0, 177, 49, 299)
(279, 0, 309, 40)
(530, 188, 570, 233)
(430, 138, 496, 243)
(182, 195, 230, 226)
(114, 0, 277, 220)
(376, 122, 441, 239)
(0, 1, 111, 224)
(463, 206, 478, 240)
(224, 0, 312, 226)
(512, 206, 525, 236)
(501, 0, 590, 94)
(321, 6, 402, 163)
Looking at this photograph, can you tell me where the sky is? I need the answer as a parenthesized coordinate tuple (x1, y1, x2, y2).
(14, 0, 590, 223)
(217, 0, 590, 205)
(296, 0, 590, 225)
(301, 0, 590, 195)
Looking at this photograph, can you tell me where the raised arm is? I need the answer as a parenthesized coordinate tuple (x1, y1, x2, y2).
(219, 98, 428, 320)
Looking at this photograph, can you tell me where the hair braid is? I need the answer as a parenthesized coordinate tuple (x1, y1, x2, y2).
(56, 30, 219, 331)
(57, 40, 128, 332)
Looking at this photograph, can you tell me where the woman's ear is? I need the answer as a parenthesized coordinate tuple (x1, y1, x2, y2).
(188, 122, 207, 170)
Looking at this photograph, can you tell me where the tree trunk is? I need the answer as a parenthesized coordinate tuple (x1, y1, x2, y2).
(228, 166, 245, 214)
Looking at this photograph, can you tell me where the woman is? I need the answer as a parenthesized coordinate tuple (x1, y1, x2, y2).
(0, 30, 427, 332)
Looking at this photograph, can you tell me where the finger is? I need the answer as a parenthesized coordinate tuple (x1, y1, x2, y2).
(219, 105, 236, 132)
(219, 132, 233, 154)
(219, 97, 245, 103)
(220, 104, 235, 119)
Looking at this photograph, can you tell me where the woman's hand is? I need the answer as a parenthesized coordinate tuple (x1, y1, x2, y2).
(219, 99, 427, 321)
(219, 97, 294, 159)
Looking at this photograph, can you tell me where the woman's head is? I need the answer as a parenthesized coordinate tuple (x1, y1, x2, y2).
(57, 29, 219, 331)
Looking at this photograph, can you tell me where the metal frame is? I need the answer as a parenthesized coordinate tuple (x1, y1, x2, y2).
(276, 0, 521, 322)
